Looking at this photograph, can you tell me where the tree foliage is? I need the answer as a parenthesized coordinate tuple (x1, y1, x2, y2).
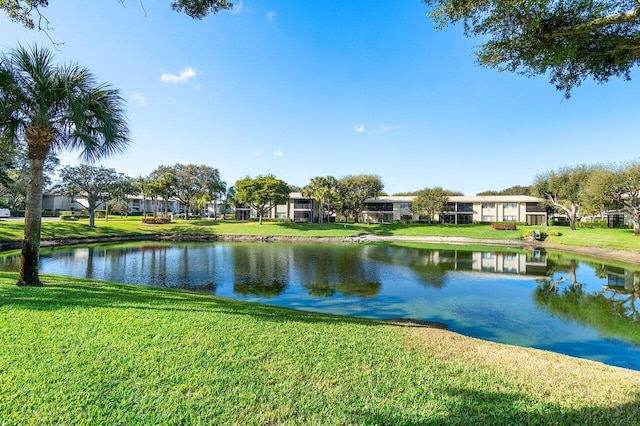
(0, 44, 129, 286)
(336, 175, 384, 222)
(424, 0, 640, 96)
(410, 187, 451, 224)
(150, 163, 219, 219)
(477, 185, 532, 196)
(170, 0, 233, 19)
(0, 145, 59, 210)
(533, 165, 592, 230)
(57, 164, 124, 227)
(1, 0, 234, 30)
(147, 170, 178, 217)
(235, 174, 290, 225)
(302, 176, 340, 223)
(585, 162, 640, 235)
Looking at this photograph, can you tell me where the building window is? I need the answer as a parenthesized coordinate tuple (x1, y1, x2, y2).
(481, 202, 495, 209)
(481, 215, 495, 222)
(441, 214, 456, 224)
(503, 203, 518, 209)
(457, 203, 473, 213)
(363, 203, 393, 212)
(399, 202, 410, 209)
(293, 200, 311, 209)
(526, 202, 545, 212)
(457, 214, 473, 224)
(293, 211, 310, 222)
(504, 215, 517, 221)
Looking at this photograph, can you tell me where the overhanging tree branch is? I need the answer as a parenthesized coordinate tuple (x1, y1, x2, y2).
(547, 8, 640, 38)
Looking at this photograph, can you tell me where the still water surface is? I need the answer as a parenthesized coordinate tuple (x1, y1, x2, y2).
(1, 241, 638, 370)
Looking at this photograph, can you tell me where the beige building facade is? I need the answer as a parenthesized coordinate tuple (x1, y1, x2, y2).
(362, 195, 548, 225)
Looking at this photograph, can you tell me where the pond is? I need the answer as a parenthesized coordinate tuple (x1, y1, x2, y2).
(1, 241, 639, 370)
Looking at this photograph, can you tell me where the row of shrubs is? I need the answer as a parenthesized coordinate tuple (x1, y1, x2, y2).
(491, 222, 517, 230)
(141, 217, 172, 224)
(1, 210, 60, 218)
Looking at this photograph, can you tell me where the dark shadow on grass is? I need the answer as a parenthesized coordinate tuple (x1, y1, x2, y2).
(353, 385, 640, 425)
(0, 272, 401, 329)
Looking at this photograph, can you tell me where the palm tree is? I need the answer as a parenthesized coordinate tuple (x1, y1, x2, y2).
(222, 185, 236, 219)
(302, 176, 339, 224)
(0, 45, 129, 286)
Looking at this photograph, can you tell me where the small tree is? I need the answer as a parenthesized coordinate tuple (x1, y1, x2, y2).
(221, 184, 236, 219)
(149, 168, 178, 217)
(235, 175, 290, 225)
(533, 165, 591, 230)
(410, 187, 450, 224)
(302, 176, 339, 223)
(57, 165, 123, 227)
(586, 163, 640, 235)
(336, 175, 383, 222)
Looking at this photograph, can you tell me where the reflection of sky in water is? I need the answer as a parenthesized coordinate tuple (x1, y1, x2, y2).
(0, 241, 639, 371)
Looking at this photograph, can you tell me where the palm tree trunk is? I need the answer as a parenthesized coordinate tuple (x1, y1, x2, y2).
(17, 156, 45, 286)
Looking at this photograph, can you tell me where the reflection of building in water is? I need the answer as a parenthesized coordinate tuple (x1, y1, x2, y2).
(606, 266, 640, 293)
(426, 250, 548, 276)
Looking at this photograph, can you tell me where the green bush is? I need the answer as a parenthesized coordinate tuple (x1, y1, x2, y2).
(60, 215, 88, 221)
(141, 217, 172, 224)
(522, 229, 562, 240)
(578, 220, 608, 229)
(491, 222, 517, 230)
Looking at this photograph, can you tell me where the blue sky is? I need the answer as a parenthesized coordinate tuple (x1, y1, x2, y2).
(1, 1, 638, 195)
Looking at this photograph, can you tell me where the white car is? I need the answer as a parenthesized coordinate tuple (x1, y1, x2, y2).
(0, 208, 10, 218)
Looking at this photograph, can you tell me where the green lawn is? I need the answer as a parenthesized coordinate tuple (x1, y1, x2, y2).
(1, 272, 638, 425)
(2, 217, 639, 253)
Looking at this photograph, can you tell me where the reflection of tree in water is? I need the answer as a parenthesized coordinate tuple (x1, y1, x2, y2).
(535, 265, 640, 344)
(232, 244, 289, 298)
(363, 245, 464, 289)
(602, 270, 640, 322)
(234, 278, 286, 298)
(536, 259, 582, 292)
(291, 245, 381, 299)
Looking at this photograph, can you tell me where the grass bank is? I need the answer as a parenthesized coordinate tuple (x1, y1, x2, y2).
(1, 272, 638, 425)
(1, 217, 638, 253)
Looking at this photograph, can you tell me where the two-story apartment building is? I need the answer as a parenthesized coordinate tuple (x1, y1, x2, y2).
(362, 195, 548, 225)
(234, 192, 320, 222)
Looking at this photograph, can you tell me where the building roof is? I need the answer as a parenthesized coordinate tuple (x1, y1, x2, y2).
(449, 195, 543, 203)
(364, 196, 414, 203)
(364, 195, 544, 203)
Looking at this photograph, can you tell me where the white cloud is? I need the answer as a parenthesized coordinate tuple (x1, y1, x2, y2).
(131, 92, 146, 105)
(160, 67, 197, 84)
(370, 124, 405, 134)
(353, 124, 365, 133)
(273, 150, 284, 157)
(267, 11, 276, 23)
(230, 1, 243, 14)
